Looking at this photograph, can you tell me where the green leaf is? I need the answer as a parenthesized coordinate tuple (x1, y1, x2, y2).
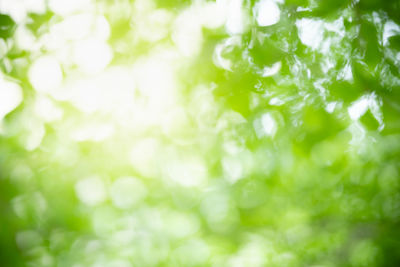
(0, 14, 16, 39)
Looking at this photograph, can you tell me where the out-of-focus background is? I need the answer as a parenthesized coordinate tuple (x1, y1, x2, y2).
(1, 0, 400, 266)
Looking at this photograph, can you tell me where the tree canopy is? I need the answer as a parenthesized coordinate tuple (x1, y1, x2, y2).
(1, 0, 400, 266)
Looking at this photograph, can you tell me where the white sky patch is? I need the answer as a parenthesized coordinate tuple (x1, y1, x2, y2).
(134, 57, 176, 99)
(321, 56, 335, 74)
(261, 113, 277, 136)
(131, 54, 179, 127)
(296, 17, 345, 51)
(41, 14, 110, 61)
(254, 113, 277, 138)
(51, 14, 92, 41)
(72, 38, 113, 74)
(262, 61, 281, 77)
(75, 176, 107, 206)
(269, 97, 285, 106)
(96, 67, 136, 115)
(59, 67, 135, 116)
(28, 56, 63, 94)
(15, 26, 37, 51)
(39, 32, 67, 53)
(51, 14, 110, 42)
(92, 15, 111, 41)
(255, 0, 281, 27)
(59, 77, 104, 113)
(338, 62, 353, 81)
(324, 17, 345, 37)
(0, 77, 23, 121)
(70, 122, 114, 142)
(348, 93, 383, 129)
(0, 0, 46, 23)
(200, 1, 227, 29)
(48, 0, 92, 17)
(51, 67, 136, 118)
(296, 18, 325, 49)
(348, 97, 370, 120)
(325, 102, 337, 113)
(226, 0, 246, 34)
(173, 8, 203, 57)
(383, 20, 400, 46)
(136, 9, 172, 42)
(161, 106, 191, 139)
(23, 0, 47, 13)
(33, 95, 63, 122)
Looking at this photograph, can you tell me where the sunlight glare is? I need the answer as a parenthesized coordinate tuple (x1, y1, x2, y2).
(49, 0, 92, 16)
(72, 38, 113, 74)
(256, 0, 281, 27)
(28, 56, 63, 94)
(296, 18, 324, 50)
(173, 8, 203, 57)
(0, 77, 23, 122)
(226, 0, 246, 34)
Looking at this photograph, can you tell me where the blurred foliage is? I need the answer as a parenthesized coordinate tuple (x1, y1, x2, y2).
(1, 0, 400, 266)
(0, 13, 16, 39)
